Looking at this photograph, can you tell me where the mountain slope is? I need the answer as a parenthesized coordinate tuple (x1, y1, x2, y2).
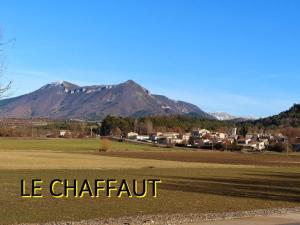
(0, 80, 213, 120)
(250, 104, 300, 128)
(209, 112, 237, 121)
(210, 112, 255, 121)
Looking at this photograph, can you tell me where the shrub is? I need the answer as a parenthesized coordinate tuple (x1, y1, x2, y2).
(99, 139, 112, 152)
(227, 142, 242, 151)
(267, 143, 287, 152)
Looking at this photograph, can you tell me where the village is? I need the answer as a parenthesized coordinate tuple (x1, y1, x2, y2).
(125, 128, 300, 152)
(1, 118, 300, 152)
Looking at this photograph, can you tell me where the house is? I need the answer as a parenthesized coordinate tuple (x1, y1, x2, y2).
(192, 129, 210, 138)
(256, 142, 266, 151)
(150, 132, 162, 141)
(210, 132, 218, 138)
(157, 136, 182, 145)
(260, 138, 270, 146)
(172, 138, 184, 144)
(192, 138, 211, 148)
(275, 134, 288, 143)
(218, 133, 227, 140)
(248, 141, 266, 151)
(156, 132, 181, 145)
(245, 138, 252, 145)
(246, 134, 254, 139)
(209, 132, 227, 140)
(180, 133, 191, 143)
(127, 132, 138, 139)
(59, 130, 67, 137)
(136, 135, 150, 141)
(162, 132, 179, 139)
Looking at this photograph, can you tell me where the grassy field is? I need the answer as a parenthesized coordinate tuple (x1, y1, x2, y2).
(98, 151, 300, 167)
(0, 138, 300, 224)
(0, 137, 172, 152)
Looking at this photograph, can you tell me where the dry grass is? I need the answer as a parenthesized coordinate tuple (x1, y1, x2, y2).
(0, 138, 173, 152)
(97, 151, 300, 167)
(0, 168, 300, 224)
(0, 138, 300, 224)
(0, 150, 256, 170)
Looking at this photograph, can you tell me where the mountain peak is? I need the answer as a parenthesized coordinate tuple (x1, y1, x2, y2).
(52, 80, 77, 86)
(0, 80, 211, 120)
(52, 80, 66, 85)
(210, 112, 255, 121)
(125, 79, 136, 84)
(121, 79, 151, 95)
(122, 79, 140, 87)
(42, 81, 79, 90)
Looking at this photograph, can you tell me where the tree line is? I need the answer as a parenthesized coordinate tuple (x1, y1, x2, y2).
(100, 109, 300, 139)
(100, 115, 236, 136)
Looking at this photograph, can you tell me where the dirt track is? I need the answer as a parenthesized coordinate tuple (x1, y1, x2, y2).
(196, 212, 300, 225)
(20, 207, 300, 225)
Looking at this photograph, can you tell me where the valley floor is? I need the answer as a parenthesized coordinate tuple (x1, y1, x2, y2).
(0, 138, 299, 224)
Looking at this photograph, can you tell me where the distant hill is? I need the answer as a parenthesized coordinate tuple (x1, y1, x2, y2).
(209, 112, 255, 121)
(248, 104, 300, 128)
(0, 80, 213, 120)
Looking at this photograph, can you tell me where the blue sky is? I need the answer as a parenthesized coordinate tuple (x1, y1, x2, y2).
(1, 0, 300, 117)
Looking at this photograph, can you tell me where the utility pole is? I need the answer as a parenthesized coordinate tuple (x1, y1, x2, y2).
(286, 138, 289, 157)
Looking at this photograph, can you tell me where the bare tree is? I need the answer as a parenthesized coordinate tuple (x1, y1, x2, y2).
(145, 119, 153, 134)
(0, 80, 11, 98)
(0, 30, 13, 98)
(137, 119, 153, 135)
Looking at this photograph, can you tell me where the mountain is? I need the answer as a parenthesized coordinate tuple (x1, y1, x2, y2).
(210, 112, 255, 121)
(209, 112, 236, 121)
(250, 104, 300, 128)
(0, 80, 213, 120)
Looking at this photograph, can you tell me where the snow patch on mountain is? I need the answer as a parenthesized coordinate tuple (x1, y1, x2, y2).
(210, 112, 255, 121)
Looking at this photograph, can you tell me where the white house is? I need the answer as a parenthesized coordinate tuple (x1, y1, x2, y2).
(162, 132, 179, 139)
(250, 142, 266, 151)
(127, 132, 138, 139)
(192, 129, 210, 138)
(59, 130, 67, 137)
(137, 135, 150, 141)
(218, 133, 227, 139)
(180, 133, 191, 142)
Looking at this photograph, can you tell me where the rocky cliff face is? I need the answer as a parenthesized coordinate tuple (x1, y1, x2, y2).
(0, 80, 213, 120)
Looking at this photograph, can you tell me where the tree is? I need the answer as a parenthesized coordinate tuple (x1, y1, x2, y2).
(227, 141, 242, 152)
(0, 81, 11, 98)
(111, 127, 122, 137)
(100, 115, 117, 136)
(145, 119, 153, 134)
(136, 119, 153, 134)
(281, 127, 300, 143)
(239, 126, 248, 137)
(267, 143, 287, 152)
(133, 119, 138, 132)
(0, 32, 12, 98)
(100, 115, 134, 136)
